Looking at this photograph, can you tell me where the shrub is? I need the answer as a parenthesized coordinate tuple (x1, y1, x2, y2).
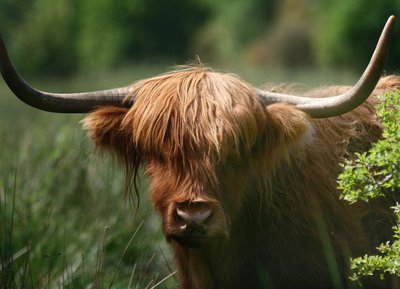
(338, 89, 400, 281)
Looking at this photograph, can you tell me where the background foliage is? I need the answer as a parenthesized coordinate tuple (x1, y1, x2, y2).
(315, 0, 400, 71)
(0, 0, 399, 75)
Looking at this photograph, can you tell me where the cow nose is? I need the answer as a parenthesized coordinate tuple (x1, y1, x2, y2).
(176, 201, 213, 226)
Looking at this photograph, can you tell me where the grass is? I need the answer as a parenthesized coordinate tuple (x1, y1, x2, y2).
(0, 62, 358, 288)
(0, 120, 176, 288)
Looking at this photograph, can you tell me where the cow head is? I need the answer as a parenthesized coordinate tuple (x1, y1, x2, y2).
(0, 16, 396, 248)
(82, 68, 314, 247)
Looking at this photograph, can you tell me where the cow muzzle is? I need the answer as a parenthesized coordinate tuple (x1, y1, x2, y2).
(165, 198, 228, 247)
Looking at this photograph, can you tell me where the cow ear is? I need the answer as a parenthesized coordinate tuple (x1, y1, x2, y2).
(82, 106, 131, 152)
(266, 103, 314, 151)
(83, 107, 142, 202)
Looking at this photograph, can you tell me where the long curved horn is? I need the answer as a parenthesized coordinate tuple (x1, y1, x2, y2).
(257, 15, 396, 118)
(0, 36, 133, 113)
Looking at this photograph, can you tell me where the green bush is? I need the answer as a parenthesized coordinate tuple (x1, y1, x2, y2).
(338, 89, 400, 281)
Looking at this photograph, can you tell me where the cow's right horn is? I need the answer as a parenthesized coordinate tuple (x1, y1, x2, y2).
(0, 36, 134, 113)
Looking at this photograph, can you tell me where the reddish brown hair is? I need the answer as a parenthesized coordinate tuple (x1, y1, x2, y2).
(83, 69, 400, 289)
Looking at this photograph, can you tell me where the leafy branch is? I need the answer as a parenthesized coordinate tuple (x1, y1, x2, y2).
(338, 89, 400, 281)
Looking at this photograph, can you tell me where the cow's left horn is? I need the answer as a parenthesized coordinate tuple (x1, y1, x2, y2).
(257, 15, 396, 118)
(0, 36, 133, 113)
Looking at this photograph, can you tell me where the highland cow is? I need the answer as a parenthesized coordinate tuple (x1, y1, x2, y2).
(0, 16, 398, 289)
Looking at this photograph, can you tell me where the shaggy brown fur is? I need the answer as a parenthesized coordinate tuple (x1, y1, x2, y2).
(83, 68, 400, 289)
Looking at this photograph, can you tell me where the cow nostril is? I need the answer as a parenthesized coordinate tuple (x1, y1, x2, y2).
(176, 203, 213, 225)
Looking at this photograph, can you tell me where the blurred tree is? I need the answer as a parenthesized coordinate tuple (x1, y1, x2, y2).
(315, 0, 400, 72)
(76, 0, 130, 71)
(5, 0, 79, 76)
(0, 0, 34, 30)
(78, 0, 211, 70)
(0, 0, 211, 75)
(246, 0, 315, 68)
(191, 0, 277, 63)
(1, 0, 398, 75)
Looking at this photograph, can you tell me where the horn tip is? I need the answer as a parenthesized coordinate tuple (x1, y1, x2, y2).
(388, 15, 396, 24)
